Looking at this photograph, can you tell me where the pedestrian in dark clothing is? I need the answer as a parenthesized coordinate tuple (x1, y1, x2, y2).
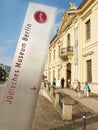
(61, 77, 65, 88)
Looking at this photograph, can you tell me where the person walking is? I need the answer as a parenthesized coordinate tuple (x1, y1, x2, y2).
(53, 78, 56, 86)
(61, 77, 65, 89)
(75, 81, 81, 98)
(84, 81, 90, 97)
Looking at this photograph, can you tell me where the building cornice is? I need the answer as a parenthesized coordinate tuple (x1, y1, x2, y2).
(78, 0, 95, 14)
(82, 51, 94, 57)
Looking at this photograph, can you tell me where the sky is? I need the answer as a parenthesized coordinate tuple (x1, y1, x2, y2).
(0, 0, 82, 66)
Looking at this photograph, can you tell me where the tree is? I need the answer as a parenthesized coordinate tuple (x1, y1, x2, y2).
(0, 67, 6, 81)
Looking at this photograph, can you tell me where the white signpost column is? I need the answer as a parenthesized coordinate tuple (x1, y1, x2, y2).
(0, 3, 57, 130)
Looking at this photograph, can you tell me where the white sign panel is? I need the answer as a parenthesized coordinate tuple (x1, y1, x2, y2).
(0, 2, 57, 130)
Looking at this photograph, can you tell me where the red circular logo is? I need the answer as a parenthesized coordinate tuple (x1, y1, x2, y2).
(34, 11, 47, 24)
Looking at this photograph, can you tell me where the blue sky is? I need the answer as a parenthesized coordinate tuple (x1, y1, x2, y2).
(0, 0, 82, 66)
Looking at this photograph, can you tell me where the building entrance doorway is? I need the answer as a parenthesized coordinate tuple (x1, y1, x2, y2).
(66, 63, 71, 87)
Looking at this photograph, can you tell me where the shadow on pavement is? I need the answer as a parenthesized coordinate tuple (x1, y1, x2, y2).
(50, 114, 98, 130)
(32, 95, 98, 130)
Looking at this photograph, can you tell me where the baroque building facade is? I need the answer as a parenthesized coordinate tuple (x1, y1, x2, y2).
(44, 0, 98, 94)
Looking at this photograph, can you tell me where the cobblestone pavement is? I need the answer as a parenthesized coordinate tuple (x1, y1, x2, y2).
(32, 95, 98, 130)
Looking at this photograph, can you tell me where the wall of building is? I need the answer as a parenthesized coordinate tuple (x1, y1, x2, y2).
(44, 0, 98, 94)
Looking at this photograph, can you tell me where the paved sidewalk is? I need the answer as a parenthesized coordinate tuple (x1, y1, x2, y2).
(62, 88, 98, 114)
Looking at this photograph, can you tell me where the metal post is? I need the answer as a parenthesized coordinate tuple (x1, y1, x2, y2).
(83, 112, 86, 130)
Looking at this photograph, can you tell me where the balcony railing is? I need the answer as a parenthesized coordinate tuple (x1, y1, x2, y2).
(60, 46, 73, 59)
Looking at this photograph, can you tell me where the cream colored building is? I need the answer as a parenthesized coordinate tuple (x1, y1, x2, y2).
(44, 0, 98, 94)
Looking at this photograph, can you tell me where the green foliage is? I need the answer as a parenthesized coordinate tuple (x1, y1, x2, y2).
(0, 67, 6, 81)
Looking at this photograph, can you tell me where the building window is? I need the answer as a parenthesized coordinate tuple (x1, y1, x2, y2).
(53, 70, 55, 79)
(53, 50, 55, 60)
(49, 53, 51, 63)
(58, 68, 60, 80)
(87, 60, 92, 83)
(58, 45, 60, 56)
(85, 19, 91, 40)
(49, 71, 51, 82)
(67, 34, 70, 46)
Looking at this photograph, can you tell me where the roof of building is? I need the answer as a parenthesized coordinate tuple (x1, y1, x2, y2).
(78, 0, 89, 9)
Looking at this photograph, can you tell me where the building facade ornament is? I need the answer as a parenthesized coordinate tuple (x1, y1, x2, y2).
(70, 2, 77, 10)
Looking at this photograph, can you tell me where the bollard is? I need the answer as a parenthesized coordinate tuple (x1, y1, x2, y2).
(83, 112, 86, 130)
